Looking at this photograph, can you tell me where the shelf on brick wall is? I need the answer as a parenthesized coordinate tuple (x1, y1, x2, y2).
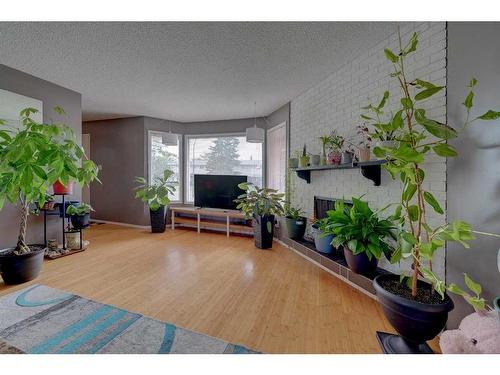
(291, 160, 386, 186)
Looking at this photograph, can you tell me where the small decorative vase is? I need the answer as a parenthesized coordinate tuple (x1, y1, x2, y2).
(310, 154, 320, 166)
(289, 157, 299, 169)
(299, 155, 310, 168)
(320, 151, 327, 166)
(358, 147, 371, 162)
(341, 151, 354, 165)
(328, 151, 342, 165)
(66, 231, 80, 249)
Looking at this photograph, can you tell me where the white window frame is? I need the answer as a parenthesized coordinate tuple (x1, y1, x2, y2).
(184, 132, 265, 204)
(147, 130, 183, 203)
(266, 122, 286, 194)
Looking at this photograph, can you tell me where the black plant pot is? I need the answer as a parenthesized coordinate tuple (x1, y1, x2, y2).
(150, 206, 166, 233)
(58, 201, 79, 218)
(373, 274, 454, 354)
(343, 246, 378, 275)
(253, 215, 275, 249)
(70, 213, 90, 229)
(284, 216, 307, 240)
(0, 245, 45, 285)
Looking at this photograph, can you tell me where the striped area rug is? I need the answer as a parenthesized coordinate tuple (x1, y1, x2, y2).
(0, 285, 259, 354)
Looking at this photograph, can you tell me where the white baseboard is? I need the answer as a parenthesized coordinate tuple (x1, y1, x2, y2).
(91, 219, 150, 230)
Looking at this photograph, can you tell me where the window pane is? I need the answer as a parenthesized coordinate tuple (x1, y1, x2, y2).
(186, 135, 262, 202)
(150, 133, 180, 201)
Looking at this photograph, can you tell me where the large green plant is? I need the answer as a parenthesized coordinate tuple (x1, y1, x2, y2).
(362, 29, 500, 308)
(134, 169, 176, 211)
(322, 198, 396, 261)
(0, 107, 99, 255)
(234, 182, 285, 232)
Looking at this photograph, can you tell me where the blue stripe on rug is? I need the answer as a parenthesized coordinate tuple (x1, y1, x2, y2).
(158, 324, 177, 354)
(87, 313, 141, 354)
(56, 309, 128, 353)
(29, 305, 114, 354)
(16, 285, 73, 307)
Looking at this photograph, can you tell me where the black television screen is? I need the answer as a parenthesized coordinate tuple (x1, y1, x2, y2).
(194, 174, 247, 210)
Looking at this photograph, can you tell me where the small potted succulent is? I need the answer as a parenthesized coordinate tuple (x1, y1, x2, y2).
(311, 217, 335, 254)
(66, 203, 94, 229)
(134, 169, 177, 233)
(289, 150, 300, 169)
(298, 144, 310, 167)
(321, 198, 396, 275)
(356, 124, 372, 162)
(234, 182, 284, 249)
(283, 205, 307, 240)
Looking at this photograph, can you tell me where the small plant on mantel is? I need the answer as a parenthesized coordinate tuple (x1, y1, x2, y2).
(365, 28, 500, 353)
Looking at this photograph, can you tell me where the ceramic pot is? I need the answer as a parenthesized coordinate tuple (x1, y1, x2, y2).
(299, 156, 310, 168)
(53, 180, 74, 195)
(0, 245, 45, 284)
(285, 216, 307, 240)
(66, 231, 81, 249)
(358, 147, 371, 162)
(312, 225, 334, 254)
(70, 213, 90, 229)
(327, 151, 342, 165)
(341, 151, 354, 164)
(289, 157, 299, 169)
(253, 215, 275, 249)
(494, 296, 500, 322)
(150, 206, 166, 233)
(310, 154, 320, 166)
(343, 246, 378, 275)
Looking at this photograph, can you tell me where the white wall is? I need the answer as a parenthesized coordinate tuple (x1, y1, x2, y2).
(289, 22, 447, 277)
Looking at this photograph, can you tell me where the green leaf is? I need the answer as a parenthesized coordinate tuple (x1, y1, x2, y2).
(361, 114, 373, 120)
(468, 77, 477, 88)
(403, 33, 419, 55)
(407, 205, 419, 222)
(433, 143, 458, 157)
(463, 91, 474, 110)
(391, 110, 404, 130)
(415, 86, 444, 101)
(465, 296, 486, 311)
(267, 220, 273, 234)
(448, 283, 467, 296)
(372, 146, 386, 158)
(53, 106, 66, 116)
(415, 79, 436, 89)
(414, 109, 458, 140)
(463, 273, 482, 295)
(402, 182, 417, 202)
(423, 191, 444, 214)
(401, 98, 413, 110)
(31, 165, 48, 180)
(384, 48, 399, 63)
(377, 91, 390, 110)
(477, 110, 500, 120)
(392, 145, 424, 163)
(401, 231, 417, 245)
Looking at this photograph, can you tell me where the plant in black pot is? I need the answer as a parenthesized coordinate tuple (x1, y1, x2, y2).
(322, 198, 396, 275)
(134, 169, 176, 233)
(283, 205, 307, 240)
(66, 203, 94, 229)
(0, 107, 99, 284)
(234, 182, 284, 249)
(363, 29, 500, 353)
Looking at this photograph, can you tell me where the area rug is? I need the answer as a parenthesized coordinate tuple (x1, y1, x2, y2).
(0, 285, 259, 354)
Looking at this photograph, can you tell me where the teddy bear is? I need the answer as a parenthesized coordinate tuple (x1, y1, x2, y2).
(440, 310, 500, 354)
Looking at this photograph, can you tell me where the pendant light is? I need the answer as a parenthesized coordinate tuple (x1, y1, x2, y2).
(246, 101, 265, 143)
(162, 119, 178, 146)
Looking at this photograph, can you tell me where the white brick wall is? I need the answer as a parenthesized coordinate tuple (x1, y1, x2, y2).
(289, 22, 447, 278)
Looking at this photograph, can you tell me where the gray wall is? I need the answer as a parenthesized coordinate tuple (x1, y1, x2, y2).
(0, 64, 82, 249)
(447, 22, 500, 327)
(83, 117, 148, 226)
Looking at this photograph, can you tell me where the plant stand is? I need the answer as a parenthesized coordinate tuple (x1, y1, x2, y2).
(376, 332, 434, 354)
(42, 193, 87, 259)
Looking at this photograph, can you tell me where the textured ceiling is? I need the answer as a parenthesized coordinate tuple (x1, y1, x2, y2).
(0, 22, 396, 122)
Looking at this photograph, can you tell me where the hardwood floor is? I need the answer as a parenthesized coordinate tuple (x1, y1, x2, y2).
(0, 224, 396, 353)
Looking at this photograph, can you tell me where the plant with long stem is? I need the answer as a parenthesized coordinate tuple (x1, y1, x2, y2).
(0, 107, 99, 255)
(365, 29, 500, 309)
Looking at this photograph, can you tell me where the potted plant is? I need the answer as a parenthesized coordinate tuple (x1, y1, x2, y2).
(0, 107, 99, 284)
(289, 150, 300, 169)
(234, 182, 284, 249)
(66, 203, 94, 229)
(283, 205, 307, 240)
(38, 194, 56, 211)
(134, 169, 177, 233)
(364, 30, 500, 353)
(327, 130, 344, 165)
(356, 124, 372, 162)
(319, 135, 330, 165)
(322, 198, 395, 275)
(298, 144, 310, 167)
(310, 154, 320, 166)
(311, 217, 335, 254)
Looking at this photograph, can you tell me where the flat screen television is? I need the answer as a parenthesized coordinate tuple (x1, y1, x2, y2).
(194, 174, 247, 210)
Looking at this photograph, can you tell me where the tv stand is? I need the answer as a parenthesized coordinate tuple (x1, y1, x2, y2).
(170, 206, 253, 237)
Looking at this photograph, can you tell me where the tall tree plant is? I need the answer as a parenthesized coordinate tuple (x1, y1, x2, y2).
(362, 29, 500, 308)
(0, 107, 99, 255)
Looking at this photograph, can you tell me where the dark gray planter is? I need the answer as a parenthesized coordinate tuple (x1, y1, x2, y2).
(253, 215, 275, 249)
(343, 246, 378, 275)
(285, 216, 307, 240)
(0, 245, 45, 284)
(312, 225, 334, 254)
(150, 206, 166, 233)
(70, 213, 90, 229)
